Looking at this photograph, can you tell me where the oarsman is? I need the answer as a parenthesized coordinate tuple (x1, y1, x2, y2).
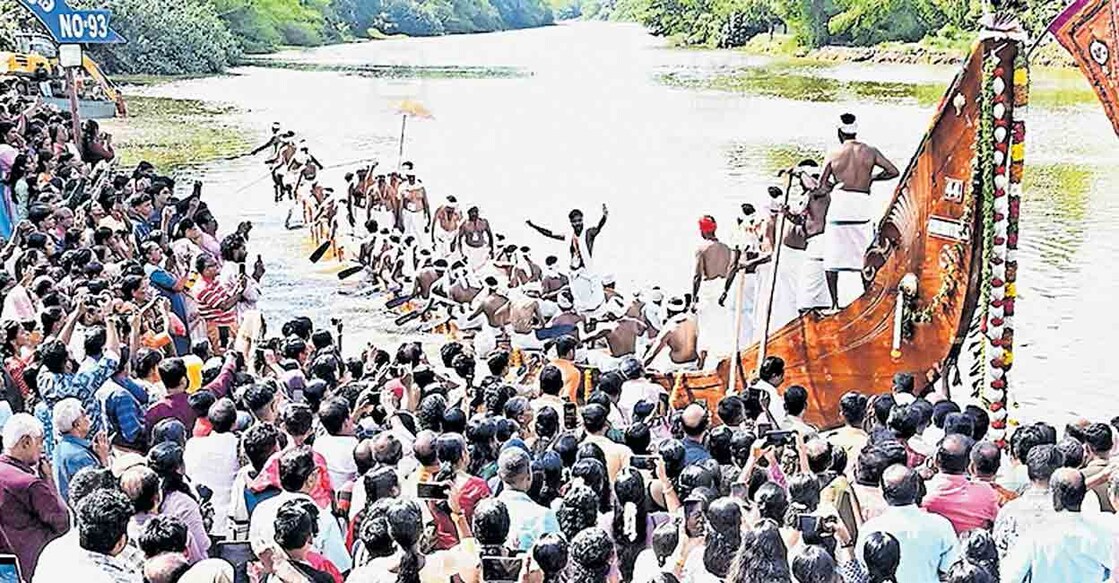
(457, 206, 494, 272)
(643, 296, 699, 372)
(752, 186, 800, 341)
(526, 205, 609, 315)
(691, 215, 734, 368)
(817, 113, 899, 310)
(431, 196, 462, 257)
(540, 256, 568, 299)
(509, 246, 542, 288)
(249, 122, 285, 161)
(370, 174, 397, 232)
(789, 160, 831, 313)
(357, 221, 383, 283)
(269, 134, 298, 202)
(507, 283, 547, 351)
(447, 261, 485, 332)
(411, 259, 453, 320)
(721, 204, 765, 346)
(584, 314, 648, 371)
(548, 293, 584, 341)
(468, 276, 511, 357)
(398, 161, 430, 244)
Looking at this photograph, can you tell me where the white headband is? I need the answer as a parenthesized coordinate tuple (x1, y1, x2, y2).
(839, 121, 858, 134)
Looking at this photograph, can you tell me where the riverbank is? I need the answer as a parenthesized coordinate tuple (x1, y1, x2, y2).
(100, 94, 250, 172)
(733, 33, 1076, 68)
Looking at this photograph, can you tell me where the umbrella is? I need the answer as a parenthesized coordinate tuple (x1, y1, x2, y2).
(392, 99, 433, 168)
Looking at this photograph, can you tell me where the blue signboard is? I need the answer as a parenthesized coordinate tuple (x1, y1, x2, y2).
(16, 0, 125, 44)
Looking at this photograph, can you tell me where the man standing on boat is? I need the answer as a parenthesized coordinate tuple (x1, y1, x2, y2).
(526, 205, 608, 315)
(818, 113, 899, 309)
(692, 215, 734, 369)
(431, 195, 462, 257)
(458, 206, 494, 272)
(398, 161, 430, 245)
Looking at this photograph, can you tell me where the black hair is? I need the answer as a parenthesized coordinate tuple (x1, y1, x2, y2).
(708, 425, 733, 465)
(754, 482, 788, 523)
(157, 357, 188, 390)
(568, 528, 613, 583)
(138, 514, 188, 558)
(553, 434, 579, 468)
(871, 394, 895, 428)
(242, 422, 281, 472)
(946, 562, 996, 583)
(944, 412, 975, 439)
(535, 406, 560, 442)
(783, 385, 808, 417)
(1083, 422, 1114, 455)
(68, 467, 119, 506)
(558, 484, 599, 541)
(863, 531, 901, 583)
(278, 446, 316, 493)
(418, 394, 447, 433)
(704, 497, 742, 578)
(209, 398, 237, 433)
(933, 400, 961, 429)
(77, 489, 132, 554)
(717, 396, 745, 426)
(758, 356, 784, 382)
(624, 422, 651, 455)
(887, 405, 920, 440)
(610, 468, 648, 580)
(1026, 444, 1063, 483)
(970, 440, 1001, 477)
(791, 545, 837, 583)
(318, 396, 351, 435)
(532, 533, 569, 583)
(473, 498, 511, 548)
(363, 465, 399, 504)
(281, 402, 314, 437)
(274, 498, 318, 551)
(1052, 468, 1087, 511)
(582, 403, 608, 433)
(963, 405, 990, 441)
(961, 529, 999, 579)
(442, 407, 467, 435)
(1057, 437, 1085, 468)
(658, 439, 687, 479)
(148, 442, 195, 502)
(572, 457, 611, 513)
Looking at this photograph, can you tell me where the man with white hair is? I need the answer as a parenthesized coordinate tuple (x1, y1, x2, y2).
(52, 397, 110, 503)
(0, 413, 70, 579)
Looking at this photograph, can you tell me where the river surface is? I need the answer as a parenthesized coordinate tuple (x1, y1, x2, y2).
(131, 21, 1119, 426)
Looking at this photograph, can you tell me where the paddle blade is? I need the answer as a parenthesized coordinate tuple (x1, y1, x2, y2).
(308, 241, 331, 263)
(395, 309, 423, 327)
(337, 265, 365, 280)
(386, 295, 413, 309)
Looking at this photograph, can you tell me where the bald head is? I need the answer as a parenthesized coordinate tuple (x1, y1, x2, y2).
(936, 433, 974, 475)
(881, 464, 920, 507)
(373, 432, 402, 465)
(681, 404, 709, 438)
(414, 430, 438, 467)
(1051, 467, 1087, 512)
(143, 553, 191, 583)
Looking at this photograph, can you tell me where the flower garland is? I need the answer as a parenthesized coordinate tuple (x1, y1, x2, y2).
(980, 43, 1028, 446)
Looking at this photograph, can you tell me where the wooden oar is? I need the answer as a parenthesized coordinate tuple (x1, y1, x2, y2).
(309, 240, 332, 263)
(395, 308, 425, 327)
(337, 264, 366, 280)
(386, 294, 413, 309)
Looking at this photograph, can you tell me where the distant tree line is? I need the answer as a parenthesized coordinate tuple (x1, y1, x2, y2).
(5, 0, 554, 74)
(557, 0, 1062, 50)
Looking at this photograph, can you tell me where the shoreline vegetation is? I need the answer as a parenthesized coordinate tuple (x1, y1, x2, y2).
(101, 96, 250, 172)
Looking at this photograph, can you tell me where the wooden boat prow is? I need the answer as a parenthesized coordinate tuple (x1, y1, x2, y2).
(655, 38, 1021, 429)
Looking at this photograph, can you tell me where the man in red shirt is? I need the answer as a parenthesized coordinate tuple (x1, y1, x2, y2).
(192, 254, 244, 352)
(145, 353, 237, 435)
(921, 433, 1000, 534)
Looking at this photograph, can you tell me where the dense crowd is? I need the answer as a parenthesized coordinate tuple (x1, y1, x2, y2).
(3, 83, 1119, 583)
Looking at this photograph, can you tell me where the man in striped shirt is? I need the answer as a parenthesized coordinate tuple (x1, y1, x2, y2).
(192, 254, 244, 352)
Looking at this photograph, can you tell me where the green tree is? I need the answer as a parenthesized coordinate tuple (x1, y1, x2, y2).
(827, 0, 941, 45)
(86, 0, 239, 74)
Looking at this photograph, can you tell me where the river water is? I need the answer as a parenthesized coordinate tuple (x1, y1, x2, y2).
(130, 21, 1119, 426)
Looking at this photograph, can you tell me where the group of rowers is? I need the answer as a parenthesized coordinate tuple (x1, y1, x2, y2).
(251, 112, 900, 374)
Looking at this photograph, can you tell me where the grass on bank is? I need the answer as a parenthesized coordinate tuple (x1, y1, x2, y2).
(100, 95, 250, 172)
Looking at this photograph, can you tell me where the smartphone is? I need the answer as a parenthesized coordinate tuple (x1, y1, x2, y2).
(218, 326, 231, 348)
(481, 556, 525, 583)
(764, 430, 796, 447)
(756, 422, 773, 437)
(254, 347, 265, 371)
(239, 263, 246, 276)
(796, 514, 820, 537)
(0, 554, 21, 583)
(748, 387, 764, 402)
(658, 392, 670, 417)
(684, 500, 706, 538)
(563, 402, 578, 430)
(630, 455, 658, 471)
(417, 482, 450, 500)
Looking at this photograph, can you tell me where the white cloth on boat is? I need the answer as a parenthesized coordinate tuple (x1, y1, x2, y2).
(567, 229, 594, 271)
(798, 237, 831, 310)
(695, 277, 733, 359)
(752, 251, 800, 343)
(824, 187, 872, 272)
(584, 349, 621, 372)
(509, 328, 546, 351)
(735, 271, 757, 349)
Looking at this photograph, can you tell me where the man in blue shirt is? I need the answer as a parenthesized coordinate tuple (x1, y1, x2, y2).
(681, 403, 711, 466)
(51, 398, 109, 503)
(495, 447, 558, 551)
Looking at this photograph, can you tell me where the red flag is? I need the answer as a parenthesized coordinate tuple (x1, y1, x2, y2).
(1051, 0, 1119, 136)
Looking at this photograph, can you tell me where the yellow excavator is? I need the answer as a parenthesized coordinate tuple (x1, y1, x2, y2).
(0, 32, 125, 118)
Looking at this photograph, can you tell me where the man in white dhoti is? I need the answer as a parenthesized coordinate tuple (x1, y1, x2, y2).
(527, 205, 609, 316)
(431, 195, 462, 258)
(817, 113, 899, 310)
(722, 204, 764, 348)
(790, 160, 831, 312)
(691, 215, 734, 368)
(457, 206, 494, 273)
(398, 162, 430, 245)
(753, 187, 801, 342)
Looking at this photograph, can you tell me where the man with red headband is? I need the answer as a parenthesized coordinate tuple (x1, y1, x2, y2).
(692, 215, 734, 368)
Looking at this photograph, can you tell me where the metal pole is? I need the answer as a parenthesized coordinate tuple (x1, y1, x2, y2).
(756, 170, 796, 371)
(66, 67, 82, 152)
(397, 114, 407, 170)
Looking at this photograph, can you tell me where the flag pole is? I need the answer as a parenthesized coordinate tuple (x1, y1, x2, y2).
(397, 114, 407, 170)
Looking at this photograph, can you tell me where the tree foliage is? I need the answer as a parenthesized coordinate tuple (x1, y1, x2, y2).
(85, 0, 240, 74)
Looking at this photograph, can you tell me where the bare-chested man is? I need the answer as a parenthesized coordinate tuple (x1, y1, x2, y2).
(457, 206, 494, 272)
(507, 283, 546, 351)
(431, 195, 462, 257)
(369, 174, 397, 233)
(398, 161, 430, 244)
(643, 296, 699, 372)
(691, 215, 734, 368)
(817, 113, 899, 309)
(468, 276, 510, 357)
(509, 246, 543, 288)
(548, 293, 584, 341)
